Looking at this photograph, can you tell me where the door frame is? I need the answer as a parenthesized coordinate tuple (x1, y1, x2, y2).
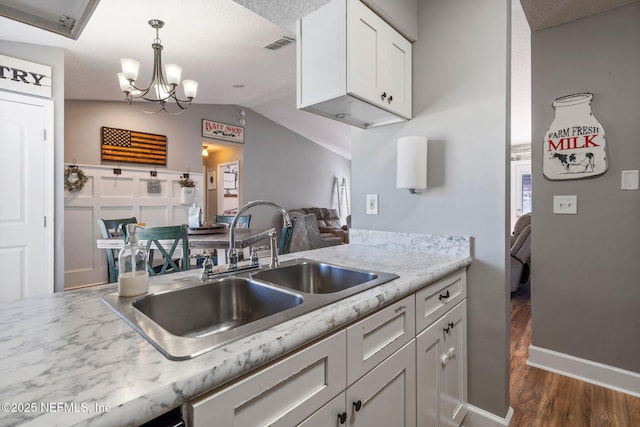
(0, 90, 55, 295)
(217, 160, 240, 215)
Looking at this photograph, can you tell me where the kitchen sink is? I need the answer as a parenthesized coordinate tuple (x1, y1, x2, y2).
(133, 277, 304, 338)
(251, 260, 378, 294)
(102, 258, 398, 360)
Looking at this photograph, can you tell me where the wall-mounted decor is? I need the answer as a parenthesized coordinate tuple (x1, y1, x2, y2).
(101, 126, 167, 166)
(207, 172, 216, 191)
(543, 93, 607, 180)
(202, 120, 244, 144)
(0, 54, 52, 98)
(64, 163, 88, 192)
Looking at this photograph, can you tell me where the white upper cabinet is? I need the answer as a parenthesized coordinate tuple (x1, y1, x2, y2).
(297, 0, 412, 129)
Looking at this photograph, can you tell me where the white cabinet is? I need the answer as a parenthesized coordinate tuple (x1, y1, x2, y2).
(416, 300, 467, 427)
(186, 270, 467, 427)
(187, 331, 346, 427)
(300, 341, 416, 427)
(347, 0, 412, 118)
(297, 0, 412, 128)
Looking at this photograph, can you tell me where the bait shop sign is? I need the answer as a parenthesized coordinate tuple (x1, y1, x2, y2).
(543, 93, 607, 180)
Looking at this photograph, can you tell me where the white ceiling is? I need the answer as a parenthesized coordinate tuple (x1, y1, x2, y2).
(0, 0, 635, 158)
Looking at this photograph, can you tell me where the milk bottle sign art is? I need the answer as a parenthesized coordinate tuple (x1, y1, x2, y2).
(543, 93, 607, 180)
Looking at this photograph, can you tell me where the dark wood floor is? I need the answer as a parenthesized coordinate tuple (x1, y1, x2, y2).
(509, 283, 640, 426)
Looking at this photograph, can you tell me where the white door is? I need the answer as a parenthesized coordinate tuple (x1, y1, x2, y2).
(0, 92, 54, 301)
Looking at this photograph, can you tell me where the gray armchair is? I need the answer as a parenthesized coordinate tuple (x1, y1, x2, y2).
(511, 213, 531, 292)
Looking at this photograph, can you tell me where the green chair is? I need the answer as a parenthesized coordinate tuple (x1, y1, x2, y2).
(214, 214, 251, 228)
(123, 224, 190, 276)
(97, 217, 138, 283)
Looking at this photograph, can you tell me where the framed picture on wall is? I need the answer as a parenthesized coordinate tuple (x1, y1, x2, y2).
(207, 172, 216, 191)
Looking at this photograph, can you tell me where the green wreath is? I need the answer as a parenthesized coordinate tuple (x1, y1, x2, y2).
(64, 165, 88, 192)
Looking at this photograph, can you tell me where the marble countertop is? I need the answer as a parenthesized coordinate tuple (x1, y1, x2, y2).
(0, 229, 471, 426)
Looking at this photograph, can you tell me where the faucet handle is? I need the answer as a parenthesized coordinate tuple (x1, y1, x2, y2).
(250, 247, 259, 266)
(268, 231, 279, 268)
(200, 253, 214, 280)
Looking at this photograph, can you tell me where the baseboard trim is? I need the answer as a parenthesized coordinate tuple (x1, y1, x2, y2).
(463, 404, 513, 427)
(528, 344, 640, 398)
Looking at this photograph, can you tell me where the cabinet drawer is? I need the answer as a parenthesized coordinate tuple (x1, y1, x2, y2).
(346, 295, 415, 385)
(187, 331, 346, 427)
(415, 270, 466, 333)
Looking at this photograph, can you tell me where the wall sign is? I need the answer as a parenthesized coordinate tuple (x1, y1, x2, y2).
(543, 93, 607, 180)
(0, 54, 52, 98)
(202, 119, 244, 144)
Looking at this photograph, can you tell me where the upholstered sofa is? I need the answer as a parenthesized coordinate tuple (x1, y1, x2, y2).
(288, 207, 349, 243)
(287, 213, 343, 253)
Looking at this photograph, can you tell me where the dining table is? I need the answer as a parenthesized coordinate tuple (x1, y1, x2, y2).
(96, 226, 275, 266)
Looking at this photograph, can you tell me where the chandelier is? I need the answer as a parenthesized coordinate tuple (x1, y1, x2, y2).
(117, 19, 198, 114)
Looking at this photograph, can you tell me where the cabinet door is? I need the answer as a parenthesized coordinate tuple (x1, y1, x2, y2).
(416, 301, 467, 427)
(188, 331, 346, 427)
(347, 340, 416, 427)
(347, 0, 385, 107)
(346, 294, 415, 385)
(382, 28, 412, 118)
(298, 392, 346, 427)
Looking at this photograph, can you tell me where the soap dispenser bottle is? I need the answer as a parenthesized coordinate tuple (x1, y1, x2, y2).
(118, 223, 149, 297)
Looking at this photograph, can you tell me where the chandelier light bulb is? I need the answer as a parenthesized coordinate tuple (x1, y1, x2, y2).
(120, 58, 140, 81)
(164, 64, 182, 86)
(117, 73, 131, 93)
(182, 80, 198, 99)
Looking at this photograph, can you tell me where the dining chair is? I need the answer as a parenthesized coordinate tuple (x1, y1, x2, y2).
(123, 224, 190, 276)
(97, 217, 138, 283)
(214, 214, 251, 228)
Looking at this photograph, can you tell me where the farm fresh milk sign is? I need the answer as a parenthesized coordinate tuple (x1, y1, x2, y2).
(543, 93, 607, 180)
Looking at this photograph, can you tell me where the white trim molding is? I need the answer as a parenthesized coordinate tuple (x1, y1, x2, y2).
(63, 164, 203, 288)
(463, 404, 513, 427)
(528, 345, 640, 398)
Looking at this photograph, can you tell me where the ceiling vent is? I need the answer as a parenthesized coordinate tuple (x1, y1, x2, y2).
(263, 36, 295, 51)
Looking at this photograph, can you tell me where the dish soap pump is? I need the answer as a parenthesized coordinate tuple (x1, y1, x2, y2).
(118, 223, 149, 297)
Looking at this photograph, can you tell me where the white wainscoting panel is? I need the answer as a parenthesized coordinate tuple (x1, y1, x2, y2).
(63, 165, 203, 288)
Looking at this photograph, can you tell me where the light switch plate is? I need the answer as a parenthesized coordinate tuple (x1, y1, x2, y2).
(366, 194, 378, 215)
(621, 170, 639, 190)
(553, 195, 577, 214)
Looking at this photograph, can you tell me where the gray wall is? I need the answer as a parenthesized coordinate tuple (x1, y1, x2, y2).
(65, 100, 350, 230)
(243, 112, 351, 229)
(0, 41, 65, 292)
(351, 0, 511, 417)
(531, 3, 640, 372)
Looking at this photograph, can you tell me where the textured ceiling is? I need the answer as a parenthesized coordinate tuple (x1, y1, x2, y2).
(520, 0, 639, 31)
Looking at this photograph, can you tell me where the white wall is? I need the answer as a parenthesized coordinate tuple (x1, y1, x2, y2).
(350, 0, 511, 417)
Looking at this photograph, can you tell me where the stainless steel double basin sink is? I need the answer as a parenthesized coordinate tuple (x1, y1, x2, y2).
(102, 258, 398, 360)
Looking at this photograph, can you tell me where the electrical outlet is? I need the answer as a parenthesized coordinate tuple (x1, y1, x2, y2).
(553, 195, 577, 214)
(366, 194, 378, 215)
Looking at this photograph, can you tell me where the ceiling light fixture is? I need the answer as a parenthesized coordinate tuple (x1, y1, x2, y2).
(202, 145, 208, 157)
(117, 19, 198, 115)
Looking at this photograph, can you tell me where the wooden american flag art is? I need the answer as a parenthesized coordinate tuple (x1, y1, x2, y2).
(101, 126, 167, 166)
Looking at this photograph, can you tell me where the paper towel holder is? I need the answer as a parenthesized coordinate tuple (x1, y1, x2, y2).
(397, 136, 428, 194)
